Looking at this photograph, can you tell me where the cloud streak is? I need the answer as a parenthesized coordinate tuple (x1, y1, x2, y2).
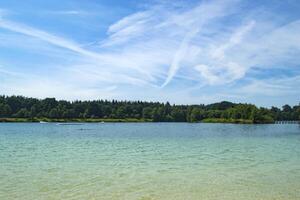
(161, 0, 238, 87)
(0, 0, 299, 106)
(0, 18, 103, 59)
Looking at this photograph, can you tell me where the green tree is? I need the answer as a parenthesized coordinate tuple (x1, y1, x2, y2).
(190, 108, 205, 122)
(142, 107, 153, 119)
(14, 108, 30, 118)
(171, 107, 186, 122)
(0, 95, 298, 123)
(0, 104, 12, 117)
(49, 108, 59, 119)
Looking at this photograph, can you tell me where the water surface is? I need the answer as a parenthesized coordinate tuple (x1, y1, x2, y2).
(0, 123, 299, 200)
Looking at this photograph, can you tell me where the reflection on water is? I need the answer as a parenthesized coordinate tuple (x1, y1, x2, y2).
(0, 123, 299, 200)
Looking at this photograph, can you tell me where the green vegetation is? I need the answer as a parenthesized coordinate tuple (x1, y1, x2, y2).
(201, 118, 253, 124)
(0, 117, 151, 123)
(0, 95, 299, 123)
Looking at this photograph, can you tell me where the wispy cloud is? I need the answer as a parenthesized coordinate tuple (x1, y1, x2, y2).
(0, 16, 154, 86)
(0, 18, 103, 58)
(193, 20, 256, 85)
(238, 75, 300, 97)
(46, 10, 91, 15)
(211, 20, 256, 60)
(0, 65, 21, 77)
(0, 0, 299, 106)
(0, 8, 10, 17)
(161, 0, 238, 87)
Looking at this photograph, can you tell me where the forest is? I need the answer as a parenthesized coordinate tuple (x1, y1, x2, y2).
(0, 95, 299, 123)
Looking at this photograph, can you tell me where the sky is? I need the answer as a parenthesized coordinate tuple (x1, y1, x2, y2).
(0, 0, 299, 107)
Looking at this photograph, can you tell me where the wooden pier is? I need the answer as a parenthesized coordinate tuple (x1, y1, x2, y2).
(275, 121, 300, 124)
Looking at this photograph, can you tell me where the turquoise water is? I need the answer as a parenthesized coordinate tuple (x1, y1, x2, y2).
(0, 123, 299, 200)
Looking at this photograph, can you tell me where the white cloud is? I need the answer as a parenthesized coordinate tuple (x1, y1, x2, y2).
(0, 18, 103, 59)
(194, 64, 219, 84)
(47, 10, 90, 15)
(238, 76, 300, 97)
(0, 8, 10, 17)
(0, 0, 299, 105)
(103, 11, 154, 47)
(211, 20, 256, 60)
(161, 0, 239, 87)
(0, 17, 155, 85)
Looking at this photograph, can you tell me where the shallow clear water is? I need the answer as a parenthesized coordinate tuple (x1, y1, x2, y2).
(0, 123, 299, 200)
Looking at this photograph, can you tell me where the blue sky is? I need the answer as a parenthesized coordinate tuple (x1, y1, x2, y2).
(0, 0, 299, 107)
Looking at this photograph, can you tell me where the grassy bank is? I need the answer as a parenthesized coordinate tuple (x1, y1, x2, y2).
(0, 118, 152, 123)
(0, 117, 276, 124)
(201, 118, 254, 124)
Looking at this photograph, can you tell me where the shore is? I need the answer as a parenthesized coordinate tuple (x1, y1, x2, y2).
(0, 118, 274, 124)
(0, 118, 152, 123)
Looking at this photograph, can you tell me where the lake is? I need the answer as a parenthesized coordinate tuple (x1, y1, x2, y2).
(0, 123, 299, 200)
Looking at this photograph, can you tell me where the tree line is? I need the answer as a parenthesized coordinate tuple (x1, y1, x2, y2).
(0, 95, 299, 123)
